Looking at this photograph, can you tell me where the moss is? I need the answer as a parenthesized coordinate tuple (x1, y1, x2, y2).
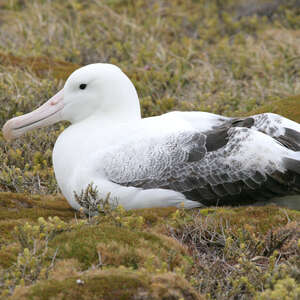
(171, 206, 300, 235)
(11, 268, 202, 300)
(0, 219, 24, 245)
(0, 243, 20, 268)
(0, 199, 299, 298)
(47, 259, 81, 280)
(207, 206, 300, 234)
(50, 223, 189, 271)
(12, 270, 148, 300)
(134, 207, 177, 227)
(0, 192, 73, 250)
(0, 192, 74, 222)
(248, 95, 300, 123)
(0, 52, 79, 81)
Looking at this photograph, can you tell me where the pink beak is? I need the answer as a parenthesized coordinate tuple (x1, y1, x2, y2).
(2, 89, 64, 141)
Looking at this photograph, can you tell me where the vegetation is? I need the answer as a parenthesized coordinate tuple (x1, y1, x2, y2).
(0, 0, 300, 299)
(0, 192, 299, 299)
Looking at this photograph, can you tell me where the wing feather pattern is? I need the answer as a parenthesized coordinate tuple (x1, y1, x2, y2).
(229, 113, 300, 151)
(103, 125, 300, 206)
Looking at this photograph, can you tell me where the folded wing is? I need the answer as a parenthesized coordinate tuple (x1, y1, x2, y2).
(103, 125, 300, 206)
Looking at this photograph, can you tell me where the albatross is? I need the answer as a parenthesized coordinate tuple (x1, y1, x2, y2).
(3, 63, 300, 210)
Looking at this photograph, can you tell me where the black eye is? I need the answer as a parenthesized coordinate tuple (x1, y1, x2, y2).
(79, 83, 87, 90)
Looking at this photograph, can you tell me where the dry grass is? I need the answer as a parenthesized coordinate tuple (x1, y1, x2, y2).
(169, 207, 300, 299)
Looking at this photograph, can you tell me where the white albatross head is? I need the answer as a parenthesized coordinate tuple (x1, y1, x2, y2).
(3, 63, 141, 140)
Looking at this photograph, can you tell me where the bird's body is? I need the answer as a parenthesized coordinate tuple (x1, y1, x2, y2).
(52, 110, 224, 209)
(3, 63, 300, 210)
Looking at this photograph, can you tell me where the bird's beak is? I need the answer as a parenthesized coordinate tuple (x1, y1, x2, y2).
(2, 89, 64, 141)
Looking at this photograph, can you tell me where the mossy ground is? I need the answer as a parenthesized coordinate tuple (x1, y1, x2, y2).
(0, 0, 300, 299)
(0, 193, 299, 299)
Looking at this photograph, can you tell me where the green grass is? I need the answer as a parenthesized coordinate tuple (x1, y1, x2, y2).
(0, 0, 300, 299)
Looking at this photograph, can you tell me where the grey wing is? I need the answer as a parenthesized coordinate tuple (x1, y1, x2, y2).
(174, 111, 300, 151)
(104, 130, 207, 187)
(229, 113, 300, 151)
(103, 127, 300, 206)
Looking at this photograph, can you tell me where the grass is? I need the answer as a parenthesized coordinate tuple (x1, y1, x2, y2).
(0, 0, 300, 299)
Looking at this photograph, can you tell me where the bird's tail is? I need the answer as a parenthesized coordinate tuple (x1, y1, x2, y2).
(283, 152, 300, 189)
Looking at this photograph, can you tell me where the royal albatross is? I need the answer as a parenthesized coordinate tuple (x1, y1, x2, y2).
(3, 63, 300, 210)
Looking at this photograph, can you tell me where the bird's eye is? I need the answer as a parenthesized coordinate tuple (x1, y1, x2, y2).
(79, 84, 87, 90)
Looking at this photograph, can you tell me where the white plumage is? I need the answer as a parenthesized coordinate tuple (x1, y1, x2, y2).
(3, 63, 300, 210)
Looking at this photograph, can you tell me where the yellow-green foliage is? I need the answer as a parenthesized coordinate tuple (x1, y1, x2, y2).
(0, 196, 299, 299)
(256, 276, 300, 300)
(0, 0, 300, 299)
(0, 193, 202, 299)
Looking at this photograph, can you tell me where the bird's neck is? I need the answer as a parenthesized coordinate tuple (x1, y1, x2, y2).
(71, 93, 142, 125)
(87, 105, 142, 124)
